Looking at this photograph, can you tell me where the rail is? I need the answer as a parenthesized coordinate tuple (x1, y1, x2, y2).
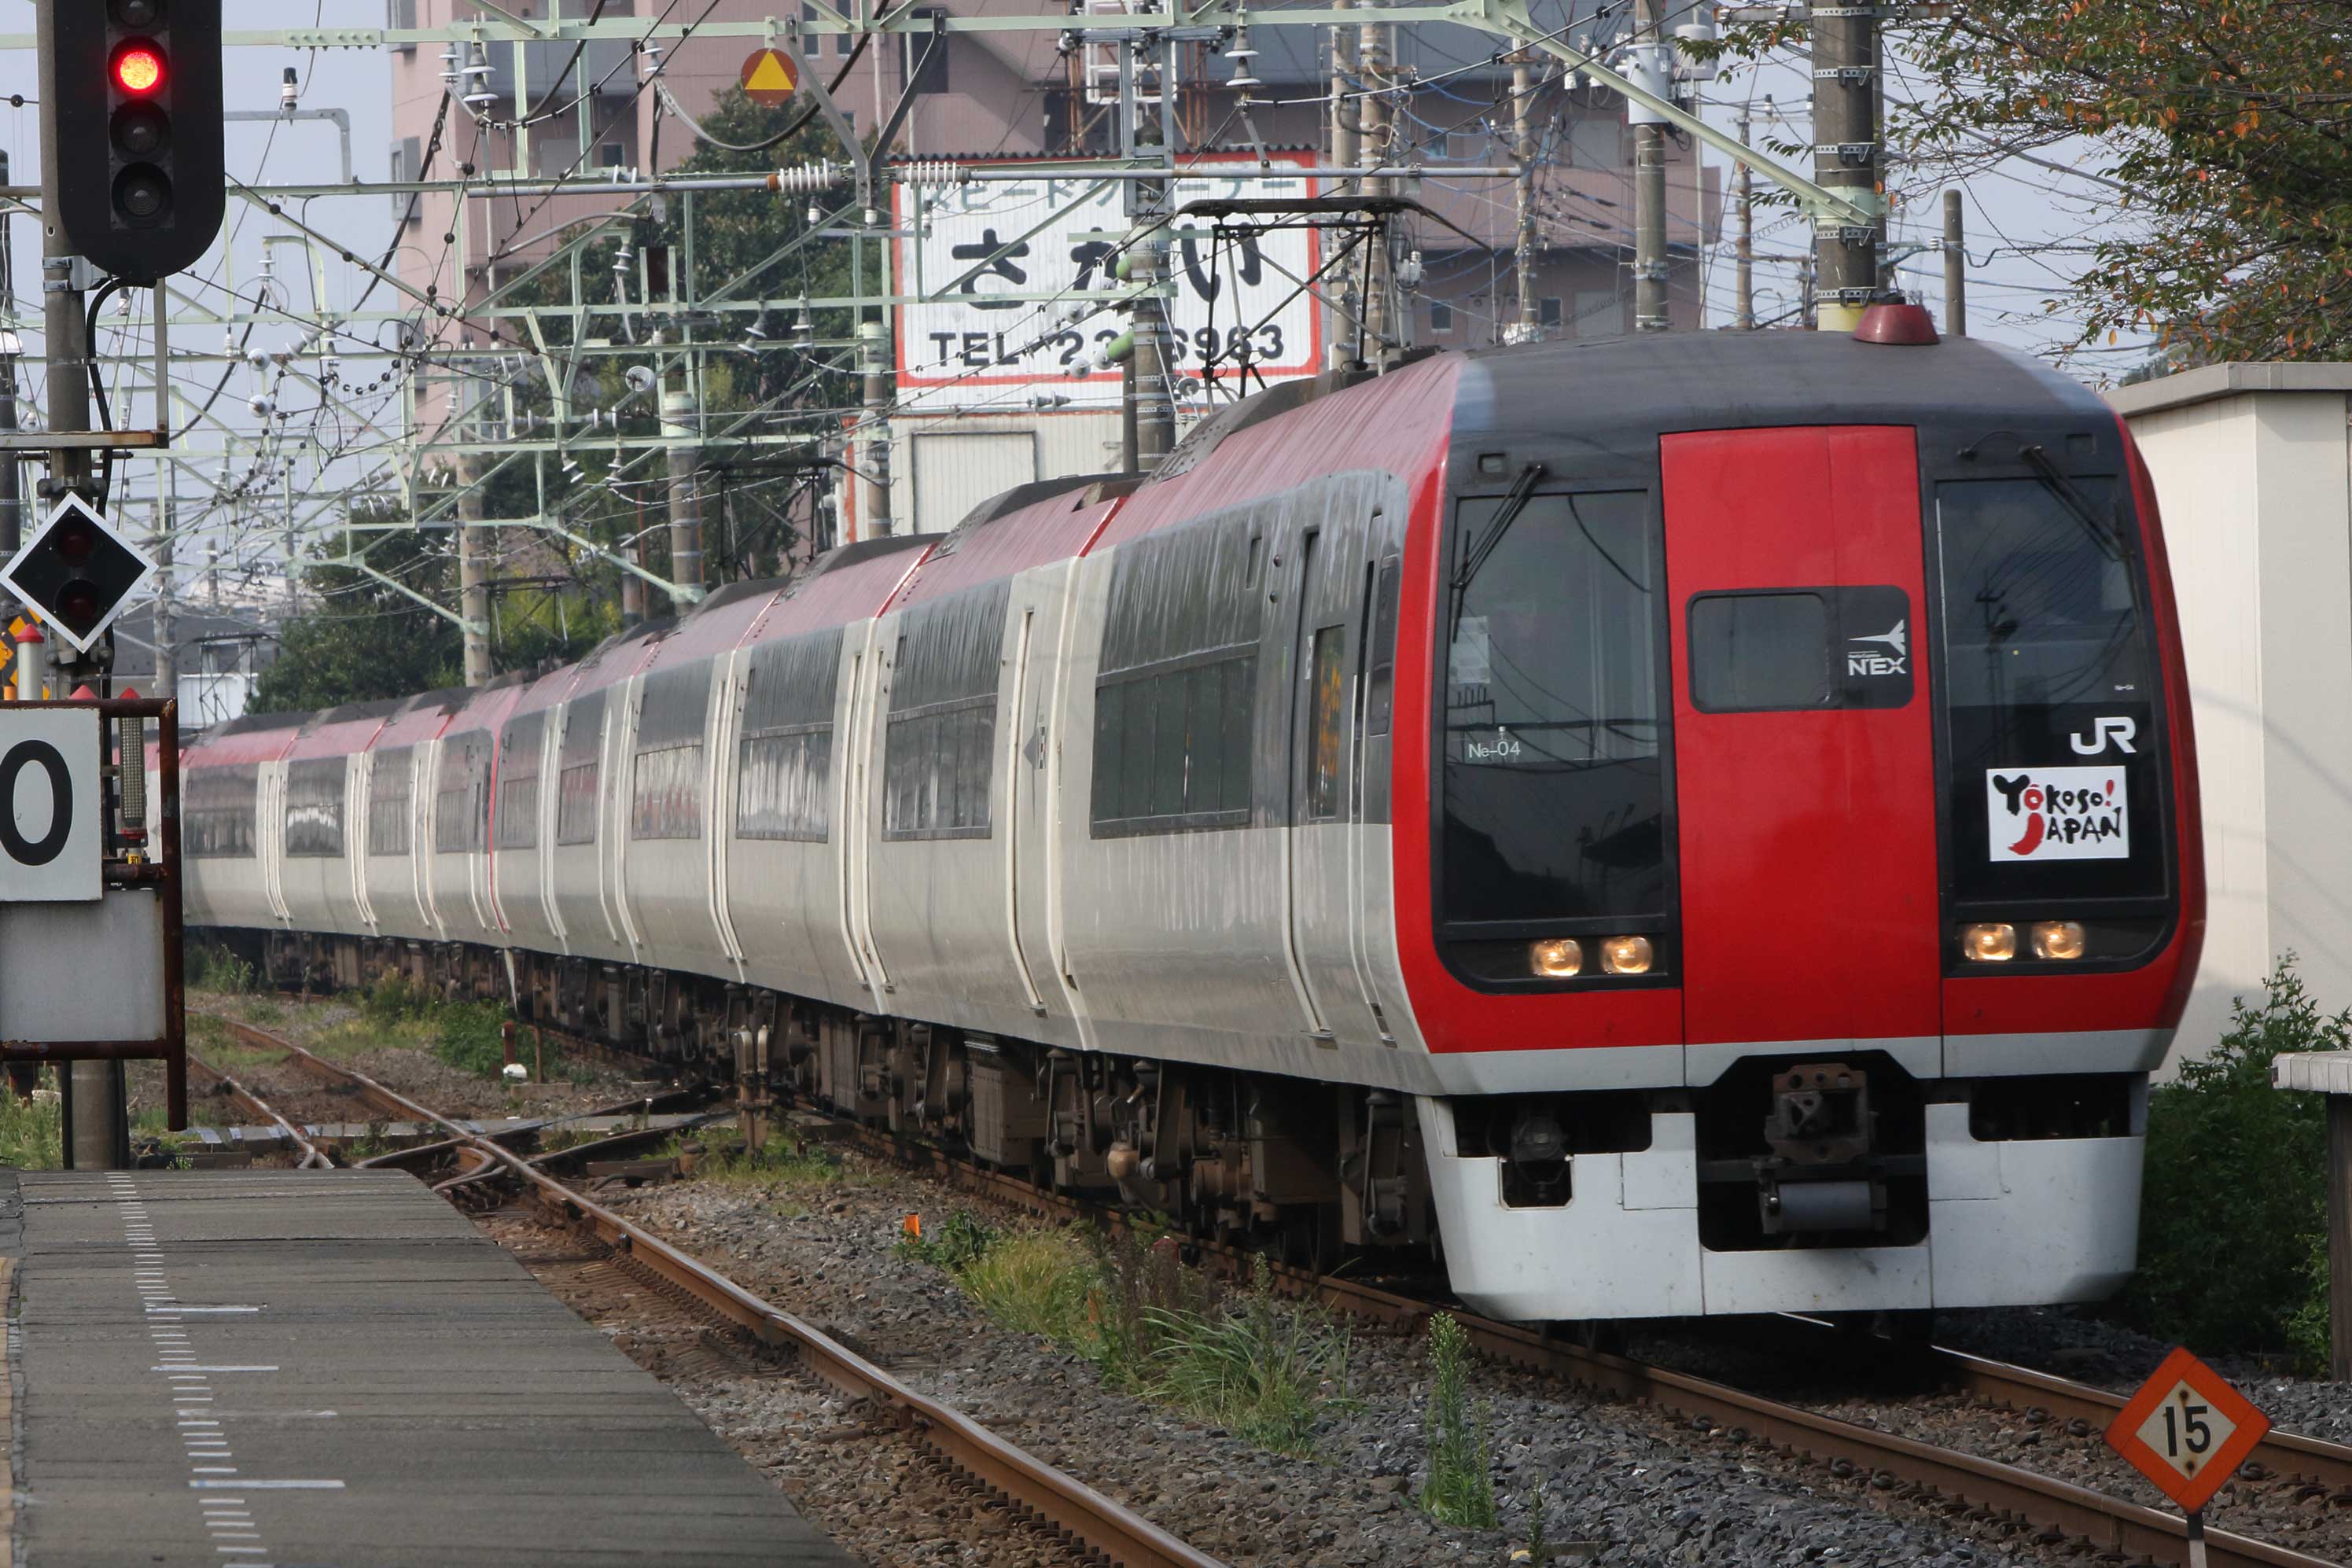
(201, 1014, 1228, 1568)
(182, 1048, 329, 1169)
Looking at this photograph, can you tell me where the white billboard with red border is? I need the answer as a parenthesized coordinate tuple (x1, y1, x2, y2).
(893, 152, 1322, 413)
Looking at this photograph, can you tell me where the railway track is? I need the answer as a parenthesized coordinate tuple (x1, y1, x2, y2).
(197, 1007, 2351, 1568)
(836, 1121, 2352, 1568)
(195, 1013, 1226, 1568)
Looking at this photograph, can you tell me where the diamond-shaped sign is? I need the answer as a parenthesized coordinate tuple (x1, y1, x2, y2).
(0, 494, 155, 654)
(2104, 1346, 2270, 1515)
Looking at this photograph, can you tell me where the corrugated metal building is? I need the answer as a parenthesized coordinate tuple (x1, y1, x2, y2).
(2109, 363, 2352, 1062)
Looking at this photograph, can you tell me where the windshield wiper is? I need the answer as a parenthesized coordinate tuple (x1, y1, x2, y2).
(2018, 443, 2124, 562)
(1452, 461, 1547, 599)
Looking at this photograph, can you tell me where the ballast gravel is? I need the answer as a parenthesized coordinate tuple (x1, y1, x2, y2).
(593, 1159, 2060, 1568)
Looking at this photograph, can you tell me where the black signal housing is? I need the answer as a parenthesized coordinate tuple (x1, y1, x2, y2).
(41, 0, 224, 282)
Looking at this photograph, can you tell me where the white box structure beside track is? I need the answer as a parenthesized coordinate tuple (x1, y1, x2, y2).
(2111, 363, 2352, 1070)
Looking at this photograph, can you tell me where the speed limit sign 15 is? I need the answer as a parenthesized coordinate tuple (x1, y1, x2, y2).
(0, 708, 101, 901)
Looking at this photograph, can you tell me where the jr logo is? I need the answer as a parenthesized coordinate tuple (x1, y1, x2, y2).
(2070, 716, 2137, 756)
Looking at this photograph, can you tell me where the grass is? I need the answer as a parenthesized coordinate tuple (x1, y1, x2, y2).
(903, 1215, 1356, 1458)
(674, 1130, 849, 1190)
(0, 1072, 62, 1169)
(1419, 1312, 1497, 1529)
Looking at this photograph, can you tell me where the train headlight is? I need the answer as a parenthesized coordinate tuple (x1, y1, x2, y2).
(1599, 935, 1653, 975)
(2030, 920, 2088, 961)
(1529, 938, 1583, 978)
(1961, 922, 2017, 963)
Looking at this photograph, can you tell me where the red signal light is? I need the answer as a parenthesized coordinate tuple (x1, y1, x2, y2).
(112, 42, 166, 95)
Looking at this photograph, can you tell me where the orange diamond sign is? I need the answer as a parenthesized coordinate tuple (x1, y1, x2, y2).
(740, 47, 799, 105)
(2104, 1346, 2269, 1515)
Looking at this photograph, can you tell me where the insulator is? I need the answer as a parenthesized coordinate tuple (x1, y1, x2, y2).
(896, 160, 970, 188)
(767, 160, 843, 195)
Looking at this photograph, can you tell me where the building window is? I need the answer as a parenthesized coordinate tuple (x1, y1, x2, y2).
(284, 758, 346, 858)
(883, 581, 1009, 841)
(631, 664, 711, 841)
(1429, 300, 1454, 334)
(738, 628, 843, 842)
(367, 747, 412, 857)
(599, 142, 626, 168)
(1539, 296, 1562, 329)
(1091, 506, 1264, 836)
(556, 689, 603, 846)
(186, 763, 259, 859)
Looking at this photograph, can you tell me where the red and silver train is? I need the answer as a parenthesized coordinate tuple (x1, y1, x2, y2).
(180, 315, 2203, 1323)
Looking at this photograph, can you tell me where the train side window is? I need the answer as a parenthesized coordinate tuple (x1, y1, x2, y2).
(882, 580, 1008, 841)
(495, 722, 541, 852)
(187, 762, 260, 859)
(738, 628, 843, 843)
(1687, 591, 1834, 712)
(1307, 625, 1345, 819)
(434, 734, 492, 853)
(366, 749, 413, 856)
(284, 757, 346, 858)
(631, 664, 712, 841)
(1092, 502, 1265, 836)
(554, 690, 604, 847)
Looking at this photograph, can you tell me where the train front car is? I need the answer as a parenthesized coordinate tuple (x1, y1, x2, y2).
(1401, 322, 2202, 1322)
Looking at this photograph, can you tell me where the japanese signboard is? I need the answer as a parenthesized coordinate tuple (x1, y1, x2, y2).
(2104, 1346, 2269, 1515)
(893, 154, 1321, 413)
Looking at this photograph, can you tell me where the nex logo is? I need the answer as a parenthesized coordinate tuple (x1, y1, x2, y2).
(1847, 618, 1908, 677)
(2070, 716, 2138, 756)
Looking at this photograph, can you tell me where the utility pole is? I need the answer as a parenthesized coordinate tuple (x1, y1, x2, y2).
(660, 380, 704, 600)
(35, 1, 123, 1170)
(1630, 0, 1670, 332)
(0, 149, 19, 571)
(1511, 53, 1537, 340)
(858, 318, 893, 536)
(455, 381, 492, 685)
(1942, 187, 1966, 337)
(1811, 2, 1882, 329)
(1326, 0, 1357, 369)
(1356, 16, 1394, 361)
(1735, 105, 1756, 330)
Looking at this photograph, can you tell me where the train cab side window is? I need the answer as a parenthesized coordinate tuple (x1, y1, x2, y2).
(738, 627, 845, 843)
(366, 748, 413, 857)
(555, 690, 604, 846)
(1687, 591, 1834, 712)
(883, 580, 1010, 841)
(186, 763, 260, 859)
(1308, 625, 1345, 819)
(1366, 554, 1401, 737)
(1093, 507, 1265, 835)
(283, 757, 346, 857)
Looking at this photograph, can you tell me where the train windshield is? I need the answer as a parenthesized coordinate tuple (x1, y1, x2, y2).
(1936, 475, 2165, 898)
(1439, 491, 1669, 926)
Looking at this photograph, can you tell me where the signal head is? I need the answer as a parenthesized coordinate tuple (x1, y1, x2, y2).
(112, 41, 167, 95)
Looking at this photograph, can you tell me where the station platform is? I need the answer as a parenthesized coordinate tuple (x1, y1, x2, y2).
(2, 1167, 852, 1566)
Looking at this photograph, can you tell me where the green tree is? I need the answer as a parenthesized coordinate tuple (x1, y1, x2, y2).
(1894, 2, 2352, 360)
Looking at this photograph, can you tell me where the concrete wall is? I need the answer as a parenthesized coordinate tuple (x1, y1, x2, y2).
(2111, 365, 2352, 1063)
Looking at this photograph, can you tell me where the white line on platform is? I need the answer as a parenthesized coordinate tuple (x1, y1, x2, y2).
(190, 1480, 342, 1490)
(152, 1306, 261, 1313)
(156, 1366, 278, 1373)
(190, 1467, 237, 1474)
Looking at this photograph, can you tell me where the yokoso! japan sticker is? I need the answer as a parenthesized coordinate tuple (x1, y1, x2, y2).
(1985, 765, 2128, 861)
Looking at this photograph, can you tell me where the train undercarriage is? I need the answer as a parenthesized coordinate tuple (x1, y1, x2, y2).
(236, 927, 1436, 1269)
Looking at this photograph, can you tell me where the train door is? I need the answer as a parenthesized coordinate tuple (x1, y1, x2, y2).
(1002, 597, 1051, 1020)
(259, 764, 290, 925)
(1282, 513, 1388, 1046)
(1662, 427, 1943, 1062)
(348, 752, 375, 933)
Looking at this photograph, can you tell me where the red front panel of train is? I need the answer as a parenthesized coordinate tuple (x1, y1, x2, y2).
(1662, 427, 1944, 1047)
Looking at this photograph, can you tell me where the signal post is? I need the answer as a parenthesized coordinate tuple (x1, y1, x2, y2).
(2, 0, 221, 1166)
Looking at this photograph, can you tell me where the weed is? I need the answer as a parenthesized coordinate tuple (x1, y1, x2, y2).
(956, 1230, 1097, 1339)
(691, 1133, 846, 1188)
(2118, 955, 2346, 1366)
(185, 942, 254, 994)
(1142, 1257, 1353, 1453)
(0, 1072, 62, 1169)
(899, 1209, 1001, 1270)
(1420, 1312, 1496, 1529)
(1522, 1478, 1551, 1562)
(432, 1002, 514, 1077)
